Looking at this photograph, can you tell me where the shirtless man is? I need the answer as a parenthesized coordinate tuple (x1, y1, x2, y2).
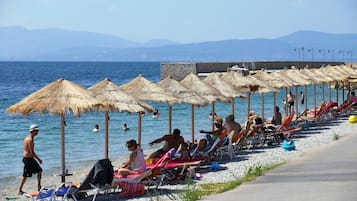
(148, 128, 184, 159)
(224, 114, 242, 136)
(18, 124, 42, 195)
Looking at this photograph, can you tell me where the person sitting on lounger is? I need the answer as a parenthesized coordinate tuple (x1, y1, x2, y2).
(191, 117, 228, 155)
(271, 105, 282, 125)
(148, 128, 185, 159)
(224, 114, 242, 139)
(350, 91, 357, 106)
(117, 139, 146, 176)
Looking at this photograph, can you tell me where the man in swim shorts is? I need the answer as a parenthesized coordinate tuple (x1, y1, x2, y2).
(18, 124, 43, 195)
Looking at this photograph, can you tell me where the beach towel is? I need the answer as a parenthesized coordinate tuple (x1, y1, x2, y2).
(119, 182, 145, 198)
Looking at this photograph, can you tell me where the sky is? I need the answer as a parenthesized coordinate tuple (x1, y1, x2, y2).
(0, 0, 356, 43)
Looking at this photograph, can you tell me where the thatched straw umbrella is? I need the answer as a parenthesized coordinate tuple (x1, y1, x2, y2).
(247, 76, 278, 120)
(6, 78, 113, 182)
(180, 73, 229, 139)
(253, 71, 292, 119)
(308, 68, 338, 103)
(277, 70, 312, 115)
(299, 68, 329, 112)
(222, 71, 274, 119)
(157, 76, 210, 140)
(203, 72, 246, 117)
(120, 75, 179, 144)
(88, 78, 154, 159)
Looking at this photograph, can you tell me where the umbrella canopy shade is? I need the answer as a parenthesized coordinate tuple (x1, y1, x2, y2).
(221, 71, 260, 92)
(253, 71, 292, 89)
(247, 76, 279, 93)
(324, 66, 354, 81)
(203, 72, 246, 98)
(6, 78, 113, 182)
(120, 75, 179, 104)
(88, 78, 154, 113)
(299, 69, 326, 84)
(180, 73, 229, 102)
(7, 78, 112, 116)
(157, 76, 210, 106)
(309, 68, 337, 83)
(276, 70, 312, 86)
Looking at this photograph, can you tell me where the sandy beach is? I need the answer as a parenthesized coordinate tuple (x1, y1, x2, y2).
(2, 111, 356, 201)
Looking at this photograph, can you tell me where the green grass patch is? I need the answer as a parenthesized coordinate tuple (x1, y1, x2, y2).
(180, 162, 285, 201)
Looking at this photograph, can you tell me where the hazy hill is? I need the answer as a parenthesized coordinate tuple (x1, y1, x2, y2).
(0, 27, 356, 61)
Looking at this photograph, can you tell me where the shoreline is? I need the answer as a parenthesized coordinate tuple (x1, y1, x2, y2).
(2, 113, 356, 200)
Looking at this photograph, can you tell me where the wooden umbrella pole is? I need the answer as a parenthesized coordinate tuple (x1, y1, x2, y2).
(247, 92, 251, 119)
(169, 105, 172, 134)
(191, 104, 195, 143)
(273, 92, 276, 116)
(329, 83, 332, 102)
(261, 93, 265, 120)
(231, 97, 235, 117)
(285, 88, 288, 117)
(105, 112, 109, 159)
(61, 114, 66, 182)
(305, 85, 308, 112)
(138, 113, 142, 145)
(295, 86, 298, 116)
(336, 88, 339, 105)
(211, 102, 215, 131)
(322, 83, 325, 102)
(314, 84, 317, 112)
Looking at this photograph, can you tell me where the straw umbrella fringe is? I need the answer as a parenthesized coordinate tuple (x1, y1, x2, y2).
(203, 72, 246, 117)
(180, 73, 229, 141)
(6, 78, 113, 182)
(88, 78, 154, 159)
(120, 75, 179, 144)
(157, 76, 210, 136)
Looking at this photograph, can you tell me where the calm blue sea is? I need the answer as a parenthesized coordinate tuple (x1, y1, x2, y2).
(0, 61, 344, 187)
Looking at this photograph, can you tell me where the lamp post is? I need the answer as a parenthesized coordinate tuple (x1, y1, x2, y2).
(328, 49, 335, 63)
(294, 48, 301, 68)
(301, 47, 305, 68)
(308, 48, 314, 68)
(319, 49, 326, 62)
(339, 50, 345, 63)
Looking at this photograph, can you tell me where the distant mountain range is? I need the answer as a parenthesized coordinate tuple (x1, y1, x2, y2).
(0, 26, 356, 62)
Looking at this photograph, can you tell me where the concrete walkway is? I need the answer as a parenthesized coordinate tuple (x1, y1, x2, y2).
(201, 133, 357, 201)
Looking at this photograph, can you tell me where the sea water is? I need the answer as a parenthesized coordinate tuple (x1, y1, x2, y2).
(0, 61, 344, 187)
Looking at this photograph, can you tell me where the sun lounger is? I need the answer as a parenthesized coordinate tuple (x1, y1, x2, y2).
(70, 159, 114, 201)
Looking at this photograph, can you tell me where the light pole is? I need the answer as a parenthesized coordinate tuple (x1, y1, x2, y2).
(346, 50, 353, 65)
(319, 49, 326, 62)
(308, 48, 314, 68)
(339, 50, 345, 63)
(301, 47, 305, 68)
(328, 49, 335, 63)
(294, 48, 301, 68)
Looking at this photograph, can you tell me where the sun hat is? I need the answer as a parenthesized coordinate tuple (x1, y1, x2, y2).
(29, 124, 39, 132)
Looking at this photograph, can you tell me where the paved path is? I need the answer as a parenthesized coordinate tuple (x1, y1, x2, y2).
(201, 133, 357, 201)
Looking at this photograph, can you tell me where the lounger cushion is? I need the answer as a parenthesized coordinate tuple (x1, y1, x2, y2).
(119, 181, 145, 198)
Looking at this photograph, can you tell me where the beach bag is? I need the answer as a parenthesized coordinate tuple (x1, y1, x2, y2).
(119, 181, 145, 198)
